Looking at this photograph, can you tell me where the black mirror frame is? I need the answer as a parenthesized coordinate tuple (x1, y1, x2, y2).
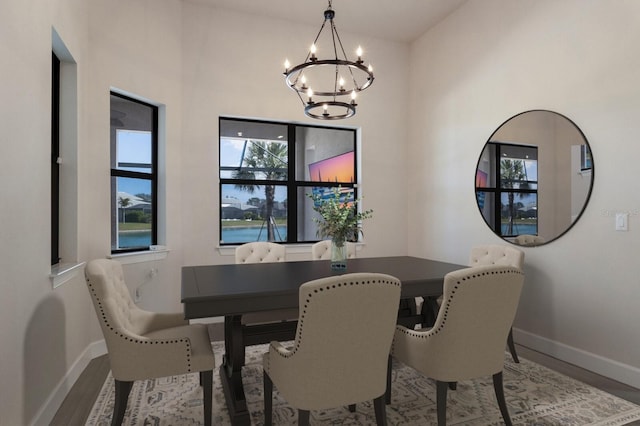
(475, 109, 595, 247)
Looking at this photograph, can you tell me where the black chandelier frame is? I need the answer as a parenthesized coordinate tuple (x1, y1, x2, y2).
(283, 1, 374, 120)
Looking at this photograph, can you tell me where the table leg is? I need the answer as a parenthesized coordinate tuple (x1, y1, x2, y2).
(221, 315, 251, 425)
(421, 296, 440, 327)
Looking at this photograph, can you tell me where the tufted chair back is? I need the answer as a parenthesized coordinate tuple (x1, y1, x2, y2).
(469, 244, 524, 269)
(310, 240, 357, 260)
(513, 234, 545, 246)
(235, 242, 286, 264)
(263, 273, 401, 421)
(85, 258, 140, 336)
(391, 265, 524, 426)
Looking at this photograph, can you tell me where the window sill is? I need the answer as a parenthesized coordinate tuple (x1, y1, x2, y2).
(109, 248, 170, 265)
(50, 261, 86, 289)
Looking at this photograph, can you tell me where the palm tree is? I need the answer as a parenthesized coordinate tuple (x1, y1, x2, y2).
(232, 140, 288, 241)
(118, 197, 131, 224)
(500, 159, 526, 235)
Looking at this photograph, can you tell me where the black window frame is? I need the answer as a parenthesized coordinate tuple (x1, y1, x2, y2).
(51, 52, 61, 265)
(219, 117, 359, 246)
(477, 141, 538, 238)
(110, 92, 159, 254)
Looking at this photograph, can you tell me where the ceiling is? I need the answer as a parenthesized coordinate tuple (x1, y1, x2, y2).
(184, 0, 467, 43)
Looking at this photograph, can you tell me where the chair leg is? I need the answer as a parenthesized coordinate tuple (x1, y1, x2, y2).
(201, 371, 213, 426)
(436, 380, 448, 426)
(507, 328, 519, 363)
(385, 355, 392, 404)
(298, 409, 310, 425)
(348, 404, 356, 412)
(112, 379, 133, 426)
(493, 372, 513, 426)
(373, 394, 387, 426)
(448, 382, 457, 391)
(264, 371, 273, 426)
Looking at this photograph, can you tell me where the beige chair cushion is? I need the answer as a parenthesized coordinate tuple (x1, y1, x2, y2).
(263, 273, 401, 410)
(85, 259, 215, 381)
(469, 244, 524, 269)
(392, 265, 524, 382)
(235, 241, 285, 263)
(310, 240, 357, 260)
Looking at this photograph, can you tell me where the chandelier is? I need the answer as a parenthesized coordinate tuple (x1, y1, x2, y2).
(283, 0, 374, 120)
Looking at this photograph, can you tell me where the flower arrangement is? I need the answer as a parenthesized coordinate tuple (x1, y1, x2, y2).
(308, 187, 373, 245)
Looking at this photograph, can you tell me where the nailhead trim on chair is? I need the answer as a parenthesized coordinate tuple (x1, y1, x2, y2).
(86, 278, 194, 372)
(273, 277, 401, 359)
(394, 268, 524, 340)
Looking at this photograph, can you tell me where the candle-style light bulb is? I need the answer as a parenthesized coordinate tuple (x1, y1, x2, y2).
(368, 64, 373, 73)
(284, 59, 290, 72)
(307, 88, 314, 104)
(356, 46, 363, 62)
(351, 90, 357, 105)
(323, 104, 329, 116)
(310, 44, 317, 61)
(339, 77, 345, 91)
(301, 75, 307, 89)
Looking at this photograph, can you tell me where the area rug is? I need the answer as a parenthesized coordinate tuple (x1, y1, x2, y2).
(86, 342, 640, 425)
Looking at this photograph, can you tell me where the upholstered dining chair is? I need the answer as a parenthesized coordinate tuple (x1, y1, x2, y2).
(310, 240, 357, 260)
(84, 259, 215, 426)
(263, 273, 402, 426)
(469, 244, 524, 363)
(391, 265, 524, 426)
(235, 242, 299, 325)
(513, 234, 545, 246)
(235, 241, 286, 264)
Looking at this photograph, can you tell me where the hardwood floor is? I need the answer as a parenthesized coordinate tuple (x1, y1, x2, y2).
(52, 324, 640, 425)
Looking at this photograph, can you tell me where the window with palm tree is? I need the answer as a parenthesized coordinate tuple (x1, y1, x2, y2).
(219, 117, 358, 245)
(476, 143, 538, 238)
(110, 92, 158, 253)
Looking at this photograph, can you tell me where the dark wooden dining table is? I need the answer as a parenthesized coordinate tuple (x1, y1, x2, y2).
(181, 256, 466, 425)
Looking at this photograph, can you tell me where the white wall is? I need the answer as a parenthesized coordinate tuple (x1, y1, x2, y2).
(179, 2, 410, 265)
(0, 0, 92, 424)
(408, 0, 640, 387)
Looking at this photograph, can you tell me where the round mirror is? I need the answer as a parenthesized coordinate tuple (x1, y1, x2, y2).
(475, 110, 594, 246)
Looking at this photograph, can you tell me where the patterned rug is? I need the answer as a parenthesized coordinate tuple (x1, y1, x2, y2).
(86, 342, 640, 425)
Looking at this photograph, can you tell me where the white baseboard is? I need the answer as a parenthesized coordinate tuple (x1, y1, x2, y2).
(513, 327, 640, 389)
(30, 339, 107, 426)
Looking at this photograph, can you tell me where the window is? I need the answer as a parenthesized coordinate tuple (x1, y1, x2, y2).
(51, 52, 61, 265)
(219, 117, 358, 245)
(476, 142, 538, 238)
(110, 92, 158, 253)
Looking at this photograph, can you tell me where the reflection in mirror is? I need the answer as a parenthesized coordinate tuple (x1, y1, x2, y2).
(475, 110, 594, 246)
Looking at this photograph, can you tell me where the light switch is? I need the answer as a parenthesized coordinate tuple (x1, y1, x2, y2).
(615, 213, 628, 231)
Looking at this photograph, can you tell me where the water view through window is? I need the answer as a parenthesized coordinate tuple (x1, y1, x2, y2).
(219, 117, 357, 245)
(110, 92, 157, 252)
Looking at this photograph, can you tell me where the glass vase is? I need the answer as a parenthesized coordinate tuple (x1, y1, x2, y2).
(331, 239, 347, 270)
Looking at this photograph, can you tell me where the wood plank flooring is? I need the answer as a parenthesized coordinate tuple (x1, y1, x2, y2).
(51, 324, 640, 425)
